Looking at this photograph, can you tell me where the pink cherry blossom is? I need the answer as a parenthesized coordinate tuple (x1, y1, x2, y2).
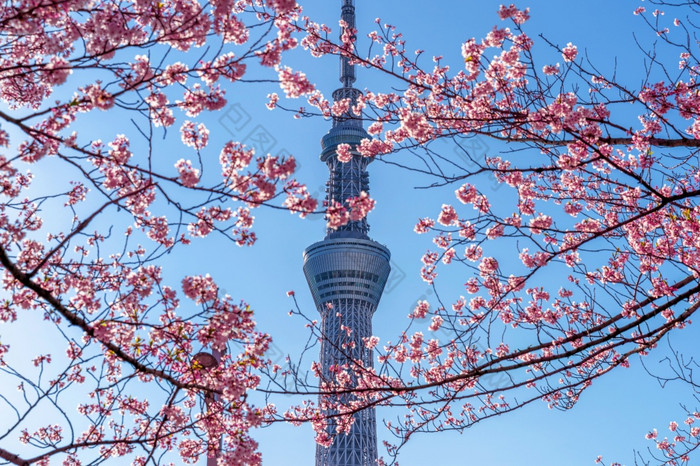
(174, 159, 201, 187)
(336, 143, 353, 163)
(437, 204, 458, 226)
(562, 42, 578, 62)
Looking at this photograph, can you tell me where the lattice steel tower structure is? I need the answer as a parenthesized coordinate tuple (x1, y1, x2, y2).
(302, 1, 390, 465)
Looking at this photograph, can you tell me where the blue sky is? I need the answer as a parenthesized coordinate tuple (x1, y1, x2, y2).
(0, 1, 694, 465)
(223, 1, 695, 465)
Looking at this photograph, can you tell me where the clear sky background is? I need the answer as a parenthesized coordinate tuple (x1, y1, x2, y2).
(0, 1, 693, 465)
(212, 1, 695, 465)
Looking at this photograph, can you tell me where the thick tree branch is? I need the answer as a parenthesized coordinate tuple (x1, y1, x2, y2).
(0, 447, 28, 466)
(0, 245, 213, 395)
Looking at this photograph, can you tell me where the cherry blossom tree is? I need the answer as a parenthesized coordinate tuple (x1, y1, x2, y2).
(0, 0, 329, 464)
(4, 0, 700, 463)
(259, 2, 700, 465)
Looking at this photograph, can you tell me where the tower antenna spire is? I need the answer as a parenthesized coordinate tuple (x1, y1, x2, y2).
(331, 0, 362, 131)
(339, 0, 356, 88)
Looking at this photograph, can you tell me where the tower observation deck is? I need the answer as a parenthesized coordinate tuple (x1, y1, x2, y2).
(302, 1, 391, 465)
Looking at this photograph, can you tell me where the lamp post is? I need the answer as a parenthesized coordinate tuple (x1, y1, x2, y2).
(192, 348, 224, 466)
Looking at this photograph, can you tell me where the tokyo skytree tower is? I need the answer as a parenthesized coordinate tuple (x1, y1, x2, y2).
(302, 1, 391, 465)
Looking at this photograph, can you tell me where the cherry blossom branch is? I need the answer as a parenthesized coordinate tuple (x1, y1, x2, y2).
(0, 245, 214, 394)
(0, 447, 28, 466)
